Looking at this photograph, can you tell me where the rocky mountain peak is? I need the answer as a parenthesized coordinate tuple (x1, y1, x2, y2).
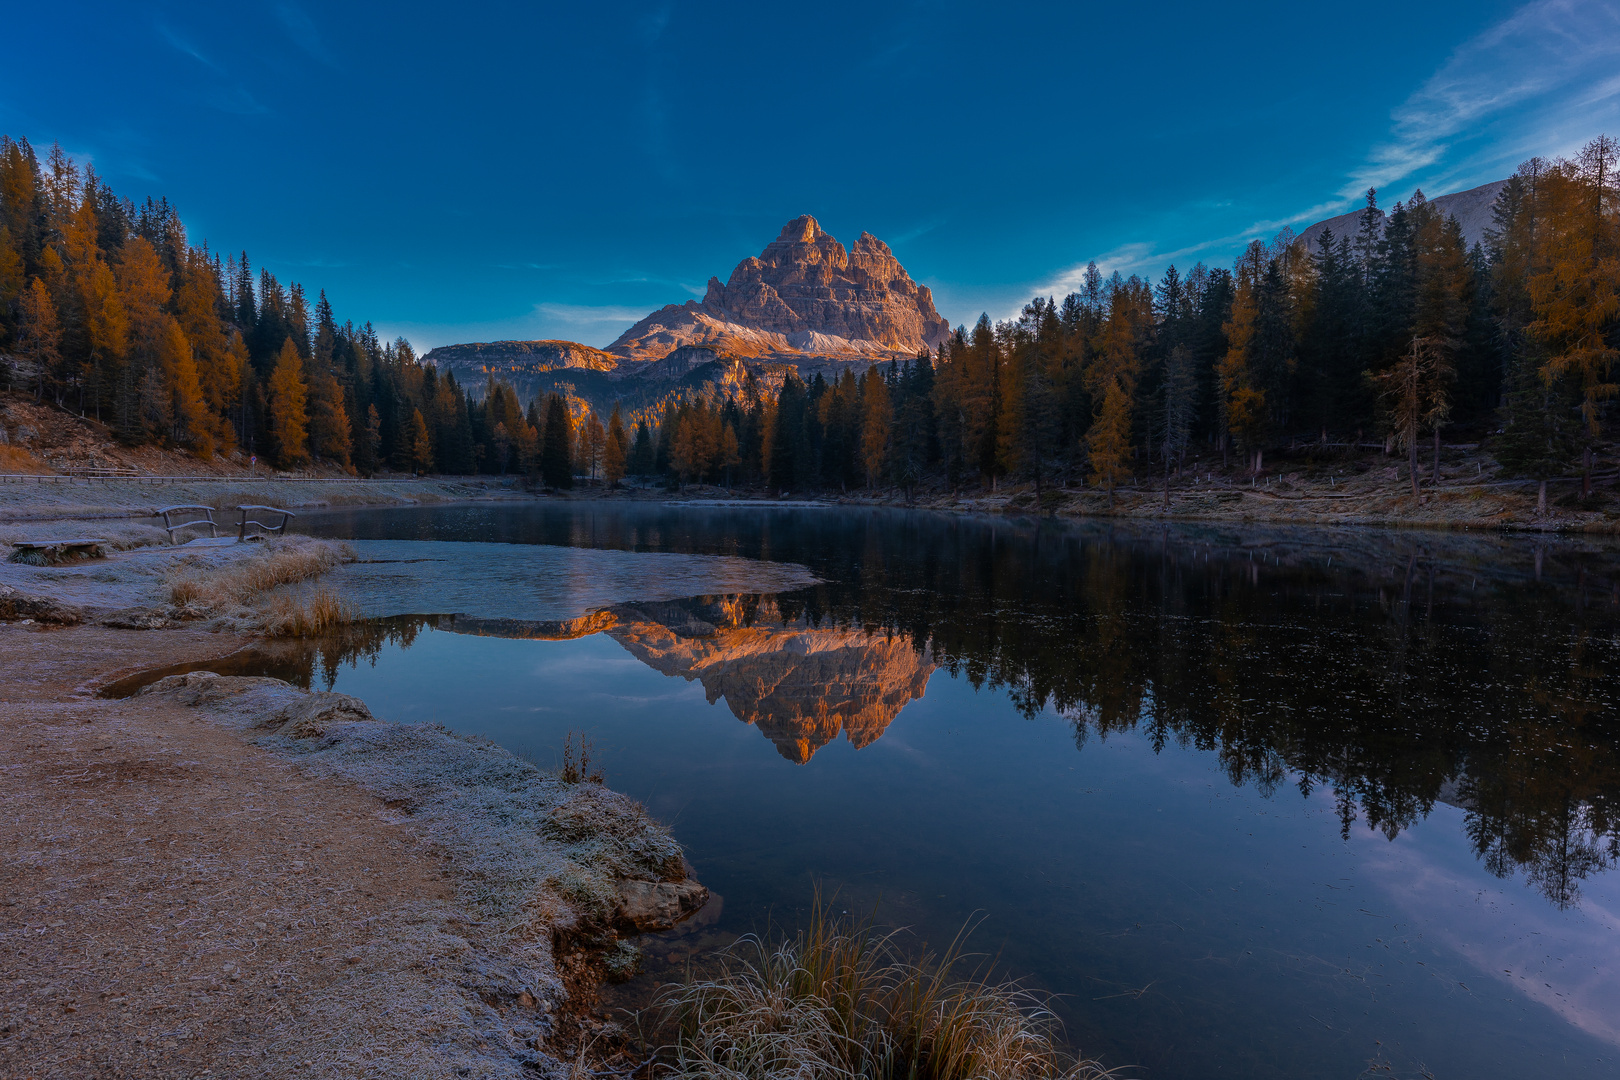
(852, 231, 891, 256)
(608, 216, 950, 361)
(777, 214, 826, 243)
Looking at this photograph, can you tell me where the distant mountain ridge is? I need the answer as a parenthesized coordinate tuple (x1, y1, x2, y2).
(1297, 179, 1508, 253)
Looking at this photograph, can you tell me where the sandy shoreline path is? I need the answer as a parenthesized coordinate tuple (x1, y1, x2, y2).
(1, 625, 467, 1078)
(0, 513, 746, 1078)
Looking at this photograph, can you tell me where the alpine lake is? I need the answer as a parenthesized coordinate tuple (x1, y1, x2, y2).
(155, 502, 1620, 1079)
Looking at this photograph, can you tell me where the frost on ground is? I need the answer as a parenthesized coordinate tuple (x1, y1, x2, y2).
(0, 474, 517, 523)
(0, 533, 356, 633)
(135, 670, 707, 1078)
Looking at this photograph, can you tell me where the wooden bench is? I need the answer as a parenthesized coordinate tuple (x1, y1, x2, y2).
(155, 504, 220, 542)
(235, 505, 296, 541)
(8, 538, 111, 565)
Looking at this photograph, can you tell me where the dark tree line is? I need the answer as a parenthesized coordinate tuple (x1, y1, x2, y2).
(5, 135, 1616, 502)
(645, 139, 1620, 507)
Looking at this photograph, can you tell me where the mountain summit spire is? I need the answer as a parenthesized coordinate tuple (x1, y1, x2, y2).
(608, 217, 949, 360)
(777, 215, 825, 243)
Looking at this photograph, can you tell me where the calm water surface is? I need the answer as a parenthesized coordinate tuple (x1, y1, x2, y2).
(256, 503, 1620, 1079)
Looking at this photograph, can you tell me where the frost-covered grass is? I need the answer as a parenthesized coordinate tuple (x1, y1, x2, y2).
(138, 671, 699, 1078)
(655, 904, 1118, 1080)
(166, 535, 353, 610)
(0, 519, 169, 556)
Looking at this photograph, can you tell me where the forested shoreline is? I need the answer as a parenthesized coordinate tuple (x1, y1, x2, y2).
(3, 135, 1617, 512)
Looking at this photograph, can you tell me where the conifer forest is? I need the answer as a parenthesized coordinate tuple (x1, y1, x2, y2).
(3, 134, 1618, 510)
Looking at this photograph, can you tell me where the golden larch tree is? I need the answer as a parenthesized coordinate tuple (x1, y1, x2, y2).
(1218, 241, 1266, 470)
(860, 365, 891, 487)
(267, 338, 310, 466)
(1528, 140, 1620, 495)
(159, 315, 213, 457)
(17, 277, 62, 399)
(604, 404, 628, 487)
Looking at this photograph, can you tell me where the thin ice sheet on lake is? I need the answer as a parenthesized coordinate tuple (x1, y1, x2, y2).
(315, 540, 817, 622)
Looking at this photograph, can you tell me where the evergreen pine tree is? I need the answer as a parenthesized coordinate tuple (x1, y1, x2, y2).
(630, 420, 654, 476)
(541, 393, 573, 488)
(1496, 346, 1582, 513)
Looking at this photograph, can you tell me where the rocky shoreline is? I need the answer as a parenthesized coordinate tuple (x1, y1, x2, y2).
(132, 669, 708, 1076)
(0, 527, 714, 1078)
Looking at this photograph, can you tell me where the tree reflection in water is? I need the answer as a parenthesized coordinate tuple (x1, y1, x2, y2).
(216, 509, 1620, 909)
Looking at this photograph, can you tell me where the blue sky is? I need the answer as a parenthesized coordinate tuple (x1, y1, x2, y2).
(5, 1, 1620, 351)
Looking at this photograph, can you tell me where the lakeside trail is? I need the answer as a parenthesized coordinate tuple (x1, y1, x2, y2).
(1, 625, 459, 1077)
(0, 532, 709, 1078)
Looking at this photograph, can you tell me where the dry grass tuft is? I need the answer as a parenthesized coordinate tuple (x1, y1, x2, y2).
(559, 730, 605, 785)
(166, 536, 353, 610)
(653, 903, 1119, 1080)
(258, 587, 362, 637)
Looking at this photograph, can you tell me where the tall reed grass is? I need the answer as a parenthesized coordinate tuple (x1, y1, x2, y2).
(257, 587, 361, 636)
(653, 904, 1117, 1080)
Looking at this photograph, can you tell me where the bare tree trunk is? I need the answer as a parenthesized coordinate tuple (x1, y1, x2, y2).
(1432, 428, 1441, 484)
(1538, 478, 1548, 515)
(1408, 441, 1421, 499)
(1583, 446, 1593, 499)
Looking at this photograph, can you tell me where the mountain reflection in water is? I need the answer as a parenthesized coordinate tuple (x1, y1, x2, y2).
(236, 598, 933, 764)
(236, 504, 1620, 914)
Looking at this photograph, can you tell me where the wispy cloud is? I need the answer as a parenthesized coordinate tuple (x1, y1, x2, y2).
(157, 20, 270, 116)
(888, 218, 944, 246)
(533, 302, 651, 326)
(1018, 231, 1262, 318)
(157, 24, 220, 72)
(1348, 0, 1620, 199)
(1009, 0, 1620, 322)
